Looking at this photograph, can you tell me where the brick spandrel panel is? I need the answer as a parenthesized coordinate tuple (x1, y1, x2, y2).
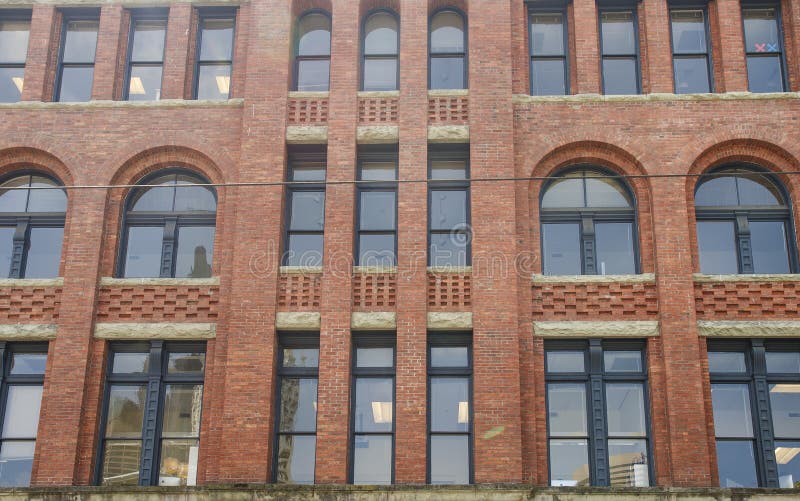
(287, 97, 329, 125)
(278, 273, 322, 310)
(95, 286, 220, 322)
(695, 281, 800, 319)
(532, 282, 659, 320)
(358, 97, 399, 124)
(0, 287, 62, 322)
(428, 272, 472, 310)
(353, 273, 397, 310)
(428, 95, 469, 125)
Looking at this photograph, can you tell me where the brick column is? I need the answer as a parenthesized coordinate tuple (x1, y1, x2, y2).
(642, 0, 674, 93)
(91, 5, 124, 101)
(784, 0, 799, 91)
(21, 5, 57, 102)
(161, 3, 193, 99)
(715, 0, 748, 92)
(573, 0, 601, 94)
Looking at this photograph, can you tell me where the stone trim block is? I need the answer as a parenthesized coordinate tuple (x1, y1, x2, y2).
(428, 125, 470, 143)
(351, 312, 396, 330)
(513, 92, 800, 105)
(693, 273, 800, 283)
(357, 126, 400, 144)
(427, 312, 473, 331)
(532, 273, 656, 284)
(698, 320, 800, 337)
(276, 312, 321, 331)
(280, 266, 324, 275)
(94, 322, 216, 340)
(288, 91, 330, 99)
(353, 266, 398, 274)
(0, 278, 64, 287)
(0, 99, 244, 109)
(533, 320, 660, 338)
(357, 91, 400, 98)
(428, 266, 472, 274)
(0, 324, 57, 340)
(428, 89, 469, 97)
(100, 277, 220, 287)
(286, 126, 328, 144)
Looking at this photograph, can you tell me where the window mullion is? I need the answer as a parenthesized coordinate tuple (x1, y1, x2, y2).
(587, 340, 609, 485)
(10, 220, 28, 279)
(159, 218, 177, 278)
(751, 340, 780, 487)
(138, 341, 164, 486)
(582, 216, 596, 275)
(736, 213, 753, 273)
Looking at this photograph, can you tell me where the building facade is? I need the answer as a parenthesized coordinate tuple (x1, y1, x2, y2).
(0, 0, 797, 496)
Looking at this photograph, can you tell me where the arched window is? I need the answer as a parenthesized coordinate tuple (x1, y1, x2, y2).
(294, 11, 331, 92)
(362, 10, 399, 91)
(0, 173, 67, 278)
(695, 166, 795, 274)
(429, 8, 466, 90)
(540, 167, 637, 275)
(120, 170, 217, 278)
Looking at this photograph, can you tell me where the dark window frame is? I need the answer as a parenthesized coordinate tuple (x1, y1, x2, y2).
(123, 9, 168, 101)
(598, 3, 642, 95)
(293, 9, 332, 92)
(360, 8, 400, 92)
(192, 7, 237, 100)
(741, 2, 789, 93)
(0, 9, 32, 103)
(427, 145, 471, 267)
(668, 2, 714, 93)
(356, 146, 398, 267)
(54, 9, 100, 102)
(428, 7, 468, 90)
(283, 148, 327, 267)
(527, 2, 570, 96)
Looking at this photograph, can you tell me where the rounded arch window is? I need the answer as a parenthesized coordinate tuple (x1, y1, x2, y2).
(121, 171, 217, 278)
(0, 173, 67, 278)
(294, 11, 331, 91)
(694, 166, 795, 274)
(362, 10, 399, 91)
(540, 167, 638, 275)
(429, 9, 467, 90)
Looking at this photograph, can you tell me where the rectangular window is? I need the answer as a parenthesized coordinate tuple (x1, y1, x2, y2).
(194, 10, 235, 100)
(273, 334, 319, 484)
(98, 342, 205, 486)
(670, 8, 712, 93)
(0, 11, 31, 103)
(55, 12, 99, 102)
(351, 334, 395, 484)
(529, 9, 568, 95)
(546, 340, 651, 487)
(126, 12, 167, 101)
(429, 146, 470, 267)
(284, 150, 326, 267)
(357, 148, 397, 267)
(599, 9, 640, 95)
(0, 343, 47, 487)
(428, 333, 472, 484)
(742, 6, 787, 93)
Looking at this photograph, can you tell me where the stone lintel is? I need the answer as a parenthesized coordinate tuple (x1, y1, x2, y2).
(276, 312, 321, 331)
(533, 321, 660, 338)
(0, 324, 58, 340)
(351, 312, 397, 331)
(357, 126, 400, 144)
(286, 126, 328, 144)
(698, 320, 800, 338)
(94, 323, 216, 340)
(427, 312, 473, 331)
(427, 125, 469, 143)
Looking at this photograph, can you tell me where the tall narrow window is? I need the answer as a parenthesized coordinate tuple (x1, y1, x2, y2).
(600, 9, 640, 95)
(351, 334, 395, 485)
(357, 147, 397, 267)
(0, 11, 30, 103)
(294, 11, 331, 92)
(742, 6, 787, 93)
(98, 342, 206, 486)
(0, 173, 67, 278)
(284, 150, 326, 267)
(670, 8, 712, 93)
(429, 146, 470, 267)
(0, 343, 47, 487)
(362, 10, 399, 91)
(273, 334, 319, 484)
(55, 13, 99, 102)
(694, 166, 795, 274)
(428, 333, 472, 484)
(529, 8, 568, 96)
(429, 9, 466, 90)
(126, 13, 167, 101)
(194, 11, 235, 100)
(120, 171, 217, 278)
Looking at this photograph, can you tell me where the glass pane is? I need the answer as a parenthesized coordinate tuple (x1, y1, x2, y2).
(276, 435, 316, 484)
(199, 18, 234, 61)
(430, 11, 464, 53)
(111, 352, 149, 374)
(530, 14, 564, 56)
(743, 8, 781, 53)
(430, 190, 467, 231)
(279, 378, 318, 432)
(290, 191, 325, 231)
(603, 58, 638, 95)
(356, 347, 393, 368)
(430, 160, 467, 181)
(285, 234, 323, 267)
(595, 222, 636, 275)
(57, 66, 94, 102)
(601, 11, 636, 55)
(363, 58, 397, 91)
(751, 221, 790, 274)
(175, 226, 215, 278)
(158, 439, 199, 486)
(174, 175, 216, 212)
(131, 19, 166, 61)
(585, 175, 631, 207)
(708, 352, 746, 373)
(358, 234, 395, 266)
(547, 383, 587, 436)
(128, 65, 163, 101)
(354, 377, 393, 432)
(542, 223, 581, 275)
(1, 386, 42, 438)
(767, 352, 800, 374)
(0, 67, 25, 103)
(62, 20, 98, 63)
(430, 346, 468, 368)
(431, 377, 469, 432)
(361, 162, 397, 181)
(608, 439, 650, 486)
(364, 13, 398, 55)
(167, 352, 205, 375)
(695, 175, 738, 206)
(541, 173, 583, 208)
(770, 384, 800, 438)
(298, 13, 331, 56)
(161, 385, 203, 438)
(430, 435, 469, 484)
(737, 172, 783, 206)
(105, 385, 146, 438)
(697, 221, 738, 274)
(0, 227, 11, 278)
(9, 353, 47, 375)
(197, 64, 231, 100)
(23, 227, 64, 278)
(0, 20, 30, 63)
(546, 351, 585, 373)
(283, 348, 319, 368)
(671, 10, 706, 54)
(430, 231, 469, 267)
(711, 384, 754, 438)
(717, 440, 758, 487)
(297, 59, 330, 92)
(531, 59, 566, 96)
(549, 439, 589, 486)
(124, 226, 163, 278)
(604, 351, 642, 372)
(101, 440, 141, 485)
(352, 434, 391, 484)
(0, 441, 34, 487)
(674, 56, 711, 94)
(747, 56, 784, 93)
(360, 191, 396, 231)
(130, 175, 174, 211)
(430, 56, 465, 90)
(605, 383, 646, 436)
(291, 163, 326, 182)
(775, 441, 800, 488)
(27, 176, 67, 212)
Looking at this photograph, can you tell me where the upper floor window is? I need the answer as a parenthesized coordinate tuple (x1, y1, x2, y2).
(529, 8, 568, 96)
(429, 9, 466, 90)
(669, 8, 712, 93)
(125, 12, 167, 101)
(357, 147, 397, 267)
(742, 6, 787, 93)
(0, 11, 31, 103)
(0, 173, 67, 278)
(361, 10, 399, 91)
(599, 9, 640, 95)
(429, 146, 470, 267)
(284, 150, 326, 267)
(294, 11, 331, 92)
(540, 168, 637, 275)
(194, 10, 235, 100)
(120, 171, 216, 279)
(55, 12, 99, 102)
(695, 166, 794, 274)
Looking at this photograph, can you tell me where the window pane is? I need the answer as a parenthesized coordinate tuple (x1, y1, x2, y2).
(0, 177, 28, 213)
(199, 18, 234, 61)
(197, 64, 231, 100)
(737, 173, 783, 206)
(175, 226, 214, 278)
(363, 58, 397, 91)
(671, 10, 706, 54)
(697, 221, 738, 274)
(430, 11, 464, 53)
(1, 386, 42, 438)
(546, 351, 585, 373)
(101, 440, 141, 485)
(674, 56, 710, 94)
(24, 227, 63, 278)
(531, 59, 566, 96)
(743, 8, 781, 53)
(298, 13, 331, 56)
(608, 439, 650, 486)
(174, 176, 216, 212)
(0, 67, 24, 103)
(775, 441, 800, 489)
(604, 351, 642, 372)
(708, 351, 746, 373)
(285, 234, 323, 267)
(430, 231, 469, 267)
(158, 439, 199, 486)
(62, 20, 98, 63)
(131, 19, 166, 61)
(360, 191, 396, 230)
(585, 175, 631, 208)
(111, 352, 149, 374)
(530, 14, 564, 56)
(769, 384, 800, 438)
(549, 439, 589, 486)
(595, 222, 636, 275)
(290, 191, 325, 231)
(354, 377, 393, 432)
(130, 175, 174, 211)
(297, 59, 330, 92)
(0, 227, 13, 277)
(717, 440, 758, 487)
(541, 173, 583, 208)
(276, 435, 316, 484)
(751, 221, 790, 274)
(547, 383, 587, 436)
(430, 435, 469, 485)
(0, 20, 30, 63)
(283, 348, 319, 368)
(711, 384, 754, 438)
(603, 58, 638, 94)
(601, 12, 636, 55)
(358, 234, 395, 266)
(361, 162, 397, 181)
(353, 434, 391, 484)
(431, 377, 469, 432)
(747, 56, 784, 93)
(9, 353, 47, 375)
(105, 385, 146, 438)
(57, 66, 94, 102)
(430, 347, 468, 368)
(291, 163, 326, 182)
(767, 352, 800, 374)
(605, 383, 646, 436)
(27, 176, 67, 212)
(364, 13, 398, 55)
(279, 378, 318, 432)
(695, 175, 738, 206)
(356, 347, 393, 368)
(128, 65, 163, 101)
(167, 352, 205, 375)
(0, 441, 34, 487)
(430, 160, 467, 180)
(431, 190, 467, 230)
(161, 385, 203, 438)
(542, 223, 581, 275)
(430, 56, 465, 90)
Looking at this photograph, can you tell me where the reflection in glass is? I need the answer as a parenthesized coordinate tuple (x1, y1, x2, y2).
(708, 352, 746, 373)
(161, 385, 203, 437)
(546, 351, 585, 373)
(431, 378, 469, 432)
(353, 434, 392, 484)
(431, 347, 468, 368)
(531, 59, 566, 96)
(24, 227, 64, 278)
(608, 439, 649, 486)
(605, 384, 646, 436)
(711, 384, 754, 438)
(604, 351, 642, 372)
(431, 435, 469, 484)
(697, 221, 738, 274)
(175, 226, 215, 278)
(0, 67, 24, 103)
(776, 441, 800, 489)
(124, 226, 163, 278)
(602, 58, 638, 95)
(751, 221, 790, 274)
(542, 223, 581, 275)
(9, 353, 47, 375)
(276, 435, 316, 484)
(57, 66, 94, 102)
(766, 352, 800, 374)
(0, 20, 30, 64)
(158, 439, 199, 486)
(549, 439, 589, 486)
(547, 384, 587, 436)
(595, 223, 635, 275)
(717, 440, 758, 487)
(363, 58, 398, 91)
(283, 348, 319, 368)
(673, 57, 710, 93)
(101, 440, 141, 485)
(769, 384, 800, 438)
(197, 64, 231, 100)
(112, 352, 149, 374)
(279, 379, 318, 433)
(356, 347, 393, 368)
(167, 352, 205, 375)
(354, 378, 393, 433)
(2, 386, 42, 439)
(105, 385, 146, 438)
(0, 441, 35, 487)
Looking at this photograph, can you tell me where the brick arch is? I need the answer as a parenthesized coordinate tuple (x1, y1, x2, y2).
(429, 0, 468, 16)
(293, 0, 332, 18)
(360, 1, 400, 19)
(0, 146, 75, 187)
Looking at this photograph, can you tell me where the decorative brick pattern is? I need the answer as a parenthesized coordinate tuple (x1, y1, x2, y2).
(352, 273, 397, 310)
(0, 287, 62, 322)
(532, 282, 659, 320)
(695, 281, 800, 319)
(96, 286, 220, 322)
(428, 95, 469, 125)
(277, 273, 322, 310)
(287, 97, 329, 125)
(358, 97, 399, 124)
(427, 272, 472, 310)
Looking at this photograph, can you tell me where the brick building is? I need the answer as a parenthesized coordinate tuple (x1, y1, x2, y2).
(0, 0, 798, 498)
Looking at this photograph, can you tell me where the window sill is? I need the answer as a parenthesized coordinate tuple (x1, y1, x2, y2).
(353, 266, 397, 274)
(0, 278, 64, 287)
(288, 91, 329, 99)
(428, 89, 468, 97)
(357, 90, 400, 98)
(428, 266, 472, 274)
(0, 99, 244, 110)
(532, 273, 655, 284)
(100, 277, 220, 286)
(280, 266, 323, 275)
(513, 91, 800, 105)
(693, 273, 800, 283)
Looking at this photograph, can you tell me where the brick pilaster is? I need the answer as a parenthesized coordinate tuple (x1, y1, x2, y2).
(573, 0, 601, 94)
(161, 3, 193, 100)
(642, 0, 674, 93)
(91, 5, 124, 101)
(715, 0, 748, 92)
(21, 5, 57, 102)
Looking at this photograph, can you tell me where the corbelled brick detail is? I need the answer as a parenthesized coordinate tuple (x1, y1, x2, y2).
(427, 272, 472, 310)
(532, 282, 659, 320)
(277, 273, 322, 310)
(95, 286, 219, 322)
(287, 97, 330, 125)
(358, 97, 400, 124)
(695, 281, 800, 319)
(428, 95, 469, 125)
(352, 273, 397, 310)
(0, 287, 62, 322)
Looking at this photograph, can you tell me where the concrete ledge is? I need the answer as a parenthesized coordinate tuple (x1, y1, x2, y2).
(94, 323, 216, 340)
(0, 278, 64, 287)
(352, 312, 396, 330)
(0, 98, 244, 109)
(100, 277, 220, 287)
(428, 89, 469, 97)
(534, 320, 660, 338)
(513, 91, 800, 105)
(532, 273, 655, 284)
(428, 312, 472, 331)
(357, 125, 399, 144)
(288, 91, 330, 99)
(698, 320, 800, 337)
(428, 266, 472, 274)
(428, 125, 469, 143)
(357, 91, 400, 98)
(0, 324, 57, 340)
(280, 266, 324, 275)
(286, 125, 328, 144)
(276, 312, 321, 331)
(353, 266, 397, 274)
(693, 273, 800, 282)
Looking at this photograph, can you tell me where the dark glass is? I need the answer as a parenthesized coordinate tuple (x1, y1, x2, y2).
(161, 385, 203, 437)
(0, 441, 34, 487)
(27, 176, 67, 212)
(530, 13, 564, 56)
(352, 434, 391, 484)
(430, 11, 464, 53)
(674, 57, 710, 93)
(595, 222, 635, 275)
(9, 352, 47, 375)
(158, 439, 198, 486)
(546, 351, 585, 373)
(364, 13, 398, 54)
(358, 234, 395, 266)
(717, 440, 758, 487)
(282, 348, 320, 368)
(62, 20, 98, 62)
(130, 175, 175, 211)
(775, 441, 800, 488)
(602, 58, 638, 95)
(0, 227, 14, 277)
(737, 173, 783, 206)
(695, 175, 739, 206)
(743, 8, 780, 53)
(601, 11, 636, 54)
(104, 385, 146, 438)
(131, 20, 166, 61)
(363, 58, 397, 91)
(128, 65, 163, 101)
(671, 10, 706, 53)
(167, 352, 205, 375)
(199, 18, 234, 60)
(2, 386, 42, 438)
(430, 347, 468, 368)
(361, 162, 396, 181)
(711, 384, 754, 438)
(285, 234, 323, 267)
(173, 178, 216, 212)
(111, 352, 149, 374)
(585, 176, 631, 207)
(175, 226, 214, 278)
(291, 164, 326, 182)
(605, 383, 646, 436)
(0, 67, 24, 103)
(57, 66, 94, 102)
(297, 59, 330, 92)
(431, 377, 469, 432)
(101, 441, 141, 485)
(604, 351, 642, 372)
(0, 20, 29, 63)
(769, 383, 800, 438)
(356, 347, 393, 368)
(276, 435, 316, 484)
(430, 57, 464, 90)
(708, 351, 746, 373)
(541, 173, 583, 208)
(0, 177, 31, 212)
(196, 64, 230, 100)
(123, 226, 164, 278)
(430, 435, 469, 484)
(542, 223, 581, 275)
(747, 56, 784, 93)
(547, 383, 587, 436)
(430, 160, 467, 180)
(354, 378, 393, 433)
(298, 13, 331, 56)
(289, 192, 325, 230)
(430, 190, 467, 230)
(279, 378, 318, 432)
(750, 221, 790, 274)
(608, 439, 650, 486)
(430, 231, 468, 267)
(697, 221, 738, 274)
(766, 352, 800, 374)
(549, 439, 589, 486)
(531, 59, 566, 96)
(23, 227, 64, 278)
(360, 191, 396, 230)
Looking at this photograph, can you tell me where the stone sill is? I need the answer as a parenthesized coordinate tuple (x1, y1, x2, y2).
(0, 98, 244, 110)
(353, 266, 397, 274)
(694, 273, 800, 282)
(357, 91, 400, 98)
(0, 278, 64, 287)
(4, 0, 237, 4)
(513, 91, 800, 105)
(280, 266, 323, 275)
(532, 273, 655, 284)
(288, 91, 330, 99)
(428, 266, 472, 274)
(99, 277, 220, 287)
(428, 89, 469, 97)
